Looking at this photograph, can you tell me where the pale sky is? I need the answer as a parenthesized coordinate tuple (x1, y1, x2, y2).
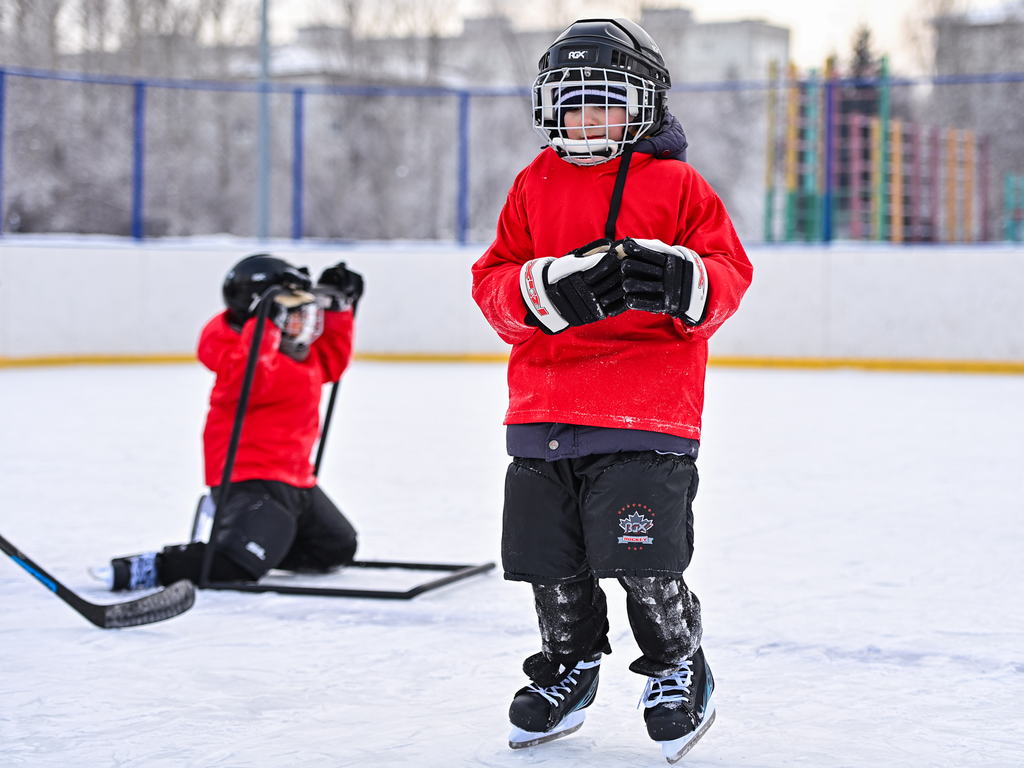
(272, 0, 1005, 75)
(678, 0, 933, 72)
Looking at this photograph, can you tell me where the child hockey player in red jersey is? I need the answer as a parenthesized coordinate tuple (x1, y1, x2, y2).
(95, 254, 363, 591)
(471, 18, 752, 763)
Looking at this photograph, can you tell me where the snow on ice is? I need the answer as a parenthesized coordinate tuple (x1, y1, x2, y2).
(1, 361, 1023, 766)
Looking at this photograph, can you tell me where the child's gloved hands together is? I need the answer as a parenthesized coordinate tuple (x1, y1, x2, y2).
(520, 237, 708, 334)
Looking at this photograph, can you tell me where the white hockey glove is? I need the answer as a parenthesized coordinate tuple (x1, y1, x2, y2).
(615, 237, 709, 326)
(519, 239, 626, 335)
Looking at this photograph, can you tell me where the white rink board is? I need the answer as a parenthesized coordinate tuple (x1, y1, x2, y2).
(1, 236, 1023, 362)
(711, 243, 1024, 362)
(0, 237, 502, 359)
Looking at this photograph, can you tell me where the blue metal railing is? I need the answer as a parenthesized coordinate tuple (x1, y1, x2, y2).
(131, 81, 146, 240)
(292, 88, 305, 241)
(0, 66, 526, 241)
(456, 91, 471, 245)
(0, 70, 6, 235)
(2, 65, 1024, 242)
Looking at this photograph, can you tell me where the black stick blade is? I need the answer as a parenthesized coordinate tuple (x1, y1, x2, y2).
(2, 532, 196, 629)
(100, 580, 196, 628)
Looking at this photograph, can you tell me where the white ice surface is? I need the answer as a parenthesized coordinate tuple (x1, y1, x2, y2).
(1, 361, 1023, 767)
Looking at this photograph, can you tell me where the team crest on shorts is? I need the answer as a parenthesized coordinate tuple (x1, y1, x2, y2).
(617, 505, 654, 548)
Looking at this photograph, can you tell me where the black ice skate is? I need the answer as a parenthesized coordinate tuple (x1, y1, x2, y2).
(507, 653, 601, 749)
(638, 646, 716, 764)
(90, 552, 160, 592)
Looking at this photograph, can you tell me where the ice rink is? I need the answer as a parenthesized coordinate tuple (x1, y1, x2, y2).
(1, 360, 1023, 767)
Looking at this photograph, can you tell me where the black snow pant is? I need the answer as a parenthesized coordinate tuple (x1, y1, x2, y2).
(502, 451, 703, 679)
(157, 479, 358, 585)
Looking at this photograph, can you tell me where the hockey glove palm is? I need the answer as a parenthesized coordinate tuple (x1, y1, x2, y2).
(520, 239, 626, 335)
(317, 262, 364, 313)
(616, 237, 709, 326)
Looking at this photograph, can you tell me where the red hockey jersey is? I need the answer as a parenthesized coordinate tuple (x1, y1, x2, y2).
(198, 309, 354, 488)
(472, 148, 753, 441)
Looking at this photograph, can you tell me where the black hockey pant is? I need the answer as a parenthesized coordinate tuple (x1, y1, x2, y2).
(502, 451, 703, 678)
(157, 479, 357, 585)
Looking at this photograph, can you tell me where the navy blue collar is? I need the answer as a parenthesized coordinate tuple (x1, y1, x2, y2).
(633, 111, 688, 162)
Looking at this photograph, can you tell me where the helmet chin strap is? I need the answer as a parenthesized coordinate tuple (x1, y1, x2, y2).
(550, 137, 621, 165)
(604, 142, 635, 239)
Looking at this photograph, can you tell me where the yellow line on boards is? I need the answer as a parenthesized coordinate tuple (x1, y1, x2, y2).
(708, 356, 1024, 375)
(2, 353, 1023, 375)
(0, 354, 197, 368)
(353, 352, 511, 364)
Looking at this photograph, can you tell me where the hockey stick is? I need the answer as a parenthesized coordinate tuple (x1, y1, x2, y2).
(313, 380, 339, 478)
(192, 485, 494, 598)
(203, 560, 496, 600)
(0, 532, 195, 629)
(197, 288, 495, 598)
(198, 284, 282, 588)
(189, 368, 337, 544)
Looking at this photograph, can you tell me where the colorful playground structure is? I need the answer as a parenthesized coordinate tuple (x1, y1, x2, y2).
(1006, 174, 1024, 242)
(764, 60, 1004, 243)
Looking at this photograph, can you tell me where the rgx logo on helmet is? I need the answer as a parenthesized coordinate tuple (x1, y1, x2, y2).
(567, 50, 588, 60)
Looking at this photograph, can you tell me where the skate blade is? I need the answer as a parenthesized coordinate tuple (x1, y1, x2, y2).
(661, 704, 716, 764)
(508, 709, 586, 749)
(88, 565, 114, 589)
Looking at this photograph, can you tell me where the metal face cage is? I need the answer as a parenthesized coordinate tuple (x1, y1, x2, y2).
(532, 67, 659, 166)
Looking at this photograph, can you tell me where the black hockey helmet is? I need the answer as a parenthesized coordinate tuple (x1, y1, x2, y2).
(533, 18, 672, 165)
(222, 253, 312, 325)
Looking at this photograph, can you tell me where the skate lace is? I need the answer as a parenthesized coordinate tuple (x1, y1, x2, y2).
(525, 658, 601, 707)
(638, 659, 693, 710)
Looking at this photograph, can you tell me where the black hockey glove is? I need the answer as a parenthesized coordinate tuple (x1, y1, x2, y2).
(317, 262, 364, 313)
(267, 295, 290, 331)
(520, 239, 626, 335)
(615, 237, 709, 326)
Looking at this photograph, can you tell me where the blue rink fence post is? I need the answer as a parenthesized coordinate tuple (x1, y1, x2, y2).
(822, 75, 836, 243)
(292, 87, 304, 241)
(457, 90, 470, 244)
(131, 81, 146, 240)
(0, 70, 5, 234)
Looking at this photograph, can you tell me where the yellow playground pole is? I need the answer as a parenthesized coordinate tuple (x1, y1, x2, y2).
(785, 62, 799, 241)
(891, 120, 904, 244)
(964, 130, 975, 242)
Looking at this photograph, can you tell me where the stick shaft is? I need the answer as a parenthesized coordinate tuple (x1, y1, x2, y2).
(199, 286, 281, 588)
(313, 380, 340, 477)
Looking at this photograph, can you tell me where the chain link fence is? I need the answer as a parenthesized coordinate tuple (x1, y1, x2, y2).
(1, 67, 1023, 244)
